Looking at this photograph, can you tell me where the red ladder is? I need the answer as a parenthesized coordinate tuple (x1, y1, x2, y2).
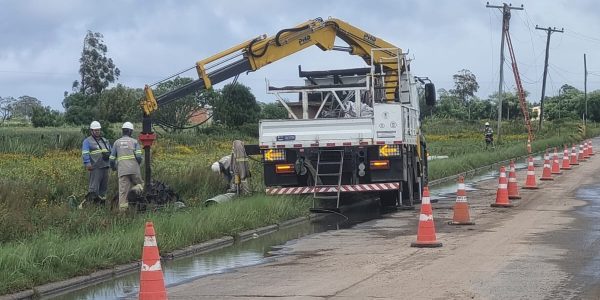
(505, 30, 534, 152)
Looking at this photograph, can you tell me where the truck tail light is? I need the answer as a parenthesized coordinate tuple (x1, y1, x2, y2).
(275, 164, 295, 174)
(379, 144, 400, 157)
(264, 149, 286, 162)
(369, 160, 390, 170)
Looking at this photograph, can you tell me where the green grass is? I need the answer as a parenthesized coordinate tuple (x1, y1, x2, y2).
(0, 119, 598, 295)
(425, 120, 600, 179)
(0, 195, 310, 294)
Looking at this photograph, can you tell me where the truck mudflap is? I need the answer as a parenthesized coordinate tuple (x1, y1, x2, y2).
(266, 182, 399, 195)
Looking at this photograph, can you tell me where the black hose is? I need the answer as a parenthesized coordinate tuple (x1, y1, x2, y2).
(275, 25, 310, 46)
(248, 36, 269, 58)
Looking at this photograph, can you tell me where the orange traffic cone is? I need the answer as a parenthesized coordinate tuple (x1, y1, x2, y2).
(584, 141, 591, 159)
(540, 150, 553, 181)
(448, 176, 475, 225)
(578, 144, 587, 161)
(507, 160, 521, 199)
(551, 147, 562, 175)
(561, 146, 572, 170)
(411, 186, 442, 248)
(491, 166, 513, 208)
(139, 222, 167, 300)
(570, 144, 579, 165)
(523, 156, 539, 189)
(589, 140, 595, 156)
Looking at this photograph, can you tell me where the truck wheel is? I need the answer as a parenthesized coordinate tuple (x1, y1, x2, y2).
(400, 179, 415, 209)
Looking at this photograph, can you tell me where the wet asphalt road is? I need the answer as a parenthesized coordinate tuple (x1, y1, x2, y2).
(162, 138, 600, 299)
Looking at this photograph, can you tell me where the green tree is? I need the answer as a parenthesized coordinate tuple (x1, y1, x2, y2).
(11, 95, 42, 120)
(153, 77, 218, 132)
(435, 89, 467, 119)
(260, 102, 288, 119)
(469, 98, 495, 120)
(488, 90, 529, 120)
(31, 106, 64, 127)
(72, 31, 120, 96)
(450, 69, 479, 120)
(213, 83, 260, 127)
(0, 96, 16, 124)
(62, 93, 98, 125)
(97, 84, 142, 123)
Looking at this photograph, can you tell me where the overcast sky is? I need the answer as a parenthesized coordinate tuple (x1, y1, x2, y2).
(1, 0, 600, 110)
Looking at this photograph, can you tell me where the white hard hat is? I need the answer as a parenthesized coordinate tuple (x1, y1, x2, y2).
(211, 162, 221, 173)
(122, 122, 134, 130)
(90, 121, 101, 130)
(485, 122, 490, 126)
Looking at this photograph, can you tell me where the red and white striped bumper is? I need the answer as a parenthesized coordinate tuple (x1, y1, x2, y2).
(266, 182, 400, 195)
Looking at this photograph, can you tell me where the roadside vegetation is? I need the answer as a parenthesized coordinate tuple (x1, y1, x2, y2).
(0, 119, 598, 294)
(424, 119, 600, 179)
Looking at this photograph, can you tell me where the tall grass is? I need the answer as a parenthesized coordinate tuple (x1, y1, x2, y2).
(0, 195, 310, 294)
(426, 120, 600, 180)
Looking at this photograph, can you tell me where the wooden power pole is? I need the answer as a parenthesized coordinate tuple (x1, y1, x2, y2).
(584, 54, 588, 126)
(536, 25, 563, 130)
(486, 2, 523, 143)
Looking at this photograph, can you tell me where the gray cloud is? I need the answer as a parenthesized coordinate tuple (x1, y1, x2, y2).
(1, 0, 599, 110)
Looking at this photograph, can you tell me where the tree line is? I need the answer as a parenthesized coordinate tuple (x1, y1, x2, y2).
(421, 69, 599, 123)
(1, 30, 287, 131)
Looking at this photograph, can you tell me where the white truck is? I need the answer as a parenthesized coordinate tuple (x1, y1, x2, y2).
(260, 55, 435, 210)
(140, 17, 435, 210)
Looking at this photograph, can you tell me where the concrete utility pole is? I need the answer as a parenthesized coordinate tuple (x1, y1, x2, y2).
(535, 25, 563, 130)
(486, 2, 523, 143)
(584, 53, 588, 126)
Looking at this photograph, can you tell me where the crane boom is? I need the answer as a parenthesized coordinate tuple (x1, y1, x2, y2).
(138, 17, 407, 193)
(141, 17, 403, 117)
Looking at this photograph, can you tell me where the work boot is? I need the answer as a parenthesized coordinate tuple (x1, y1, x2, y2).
(93, 195, 106, 206)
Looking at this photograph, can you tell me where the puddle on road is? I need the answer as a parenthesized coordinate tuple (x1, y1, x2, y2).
(575, 184, 600, 278)
(51, 202, 383, 300)
(430, 156, 531, 202)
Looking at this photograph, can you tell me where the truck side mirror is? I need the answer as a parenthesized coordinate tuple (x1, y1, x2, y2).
(424, 83, 436, 106)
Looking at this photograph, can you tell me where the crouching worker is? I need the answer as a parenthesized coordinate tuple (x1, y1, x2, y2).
(109, 122, 143, 211)
(211, 154, 234, 192)
(210, 140, 251, 195)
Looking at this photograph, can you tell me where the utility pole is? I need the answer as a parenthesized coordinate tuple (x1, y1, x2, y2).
(487, 2, 523, 143)
(584, 53, 588, 126)
(536, 25, 563, 130)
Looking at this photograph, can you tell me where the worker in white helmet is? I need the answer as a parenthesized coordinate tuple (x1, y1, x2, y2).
(484, 121, 494, 149)
(210, 140, 251, 195)
(109, 122, 143, 211)
(211, 155, 233, 191)
(81, 121, 111, 205)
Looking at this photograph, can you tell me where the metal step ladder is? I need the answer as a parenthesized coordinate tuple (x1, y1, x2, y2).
(313, 149, 344, 210)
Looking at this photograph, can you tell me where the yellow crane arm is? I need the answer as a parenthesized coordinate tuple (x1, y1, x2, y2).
(142, 17, 404, 116)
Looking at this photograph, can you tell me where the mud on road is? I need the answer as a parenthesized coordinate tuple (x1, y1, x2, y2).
(168, 141, 600, 300)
